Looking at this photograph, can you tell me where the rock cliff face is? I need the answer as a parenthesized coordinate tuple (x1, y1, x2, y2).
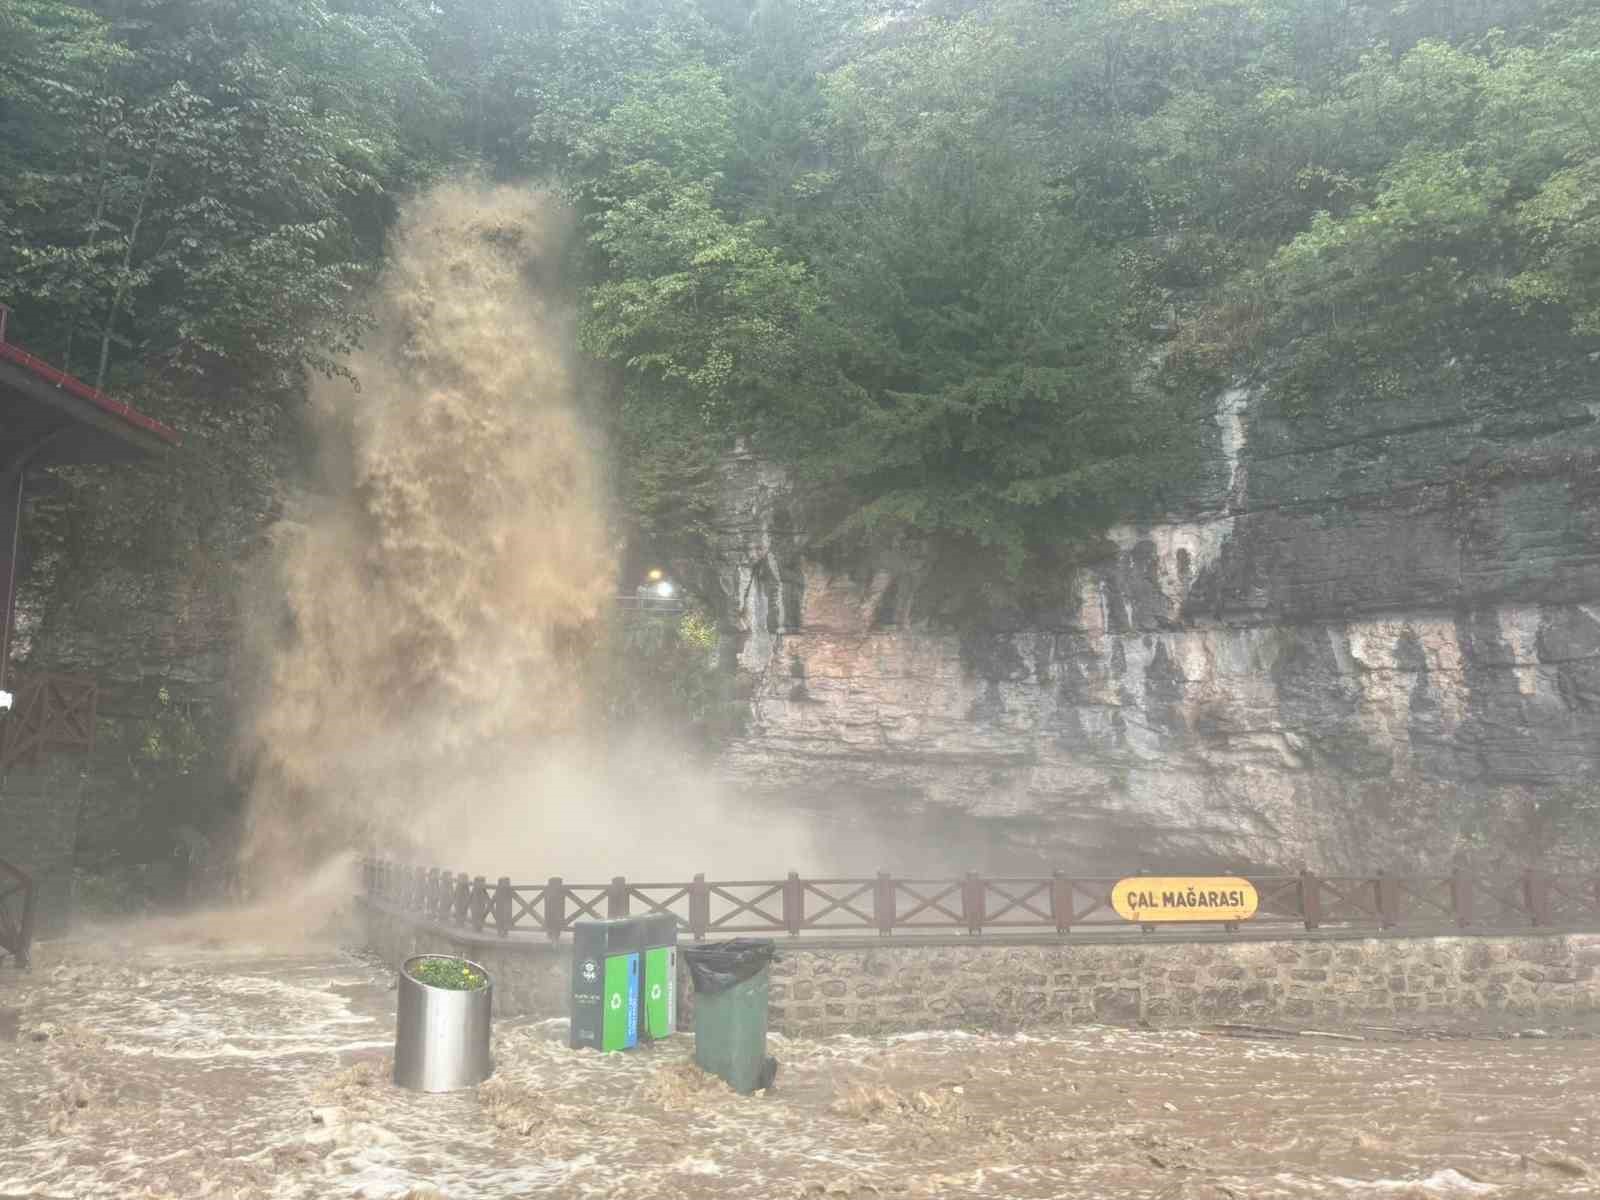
(713, 369, 1600, 875)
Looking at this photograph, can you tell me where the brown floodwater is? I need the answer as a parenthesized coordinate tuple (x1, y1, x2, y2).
(2, 938, 1597, 1199)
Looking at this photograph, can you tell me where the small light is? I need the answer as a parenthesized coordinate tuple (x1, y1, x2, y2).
(0, 690, 11, 712)
(647, 568, 664, 582)
(655, 581, 674, 598)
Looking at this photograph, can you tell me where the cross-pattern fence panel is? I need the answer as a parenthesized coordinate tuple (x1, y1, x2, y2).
(1547, 876, 1600, 926)
(0, 674, 97, 770)
(893, 879, 965, 930)
(360, 861, 1600, 940)
(1463, 876, 1533, 928)
(1058, 878, 1121, 927)
(701, 880, 788, 935)
(1246, 876, 1306, 922)
(798, 878, 877, 932)
(981, 878, 1054, 929)
(1313, 877, 1384, 925)
(622, 882, 693, 928)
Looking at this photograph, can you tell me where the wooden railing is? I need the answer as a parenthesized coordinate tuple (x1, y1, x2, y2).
(613, 594, 685, 613)
(0, 857, 36, 968)
(361, 859, 1600, 941)
(0, 673, 98, 770)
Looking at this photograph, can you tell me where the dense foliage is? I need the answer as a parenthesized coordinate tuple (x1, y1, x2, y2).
(407, 956, 488, 990)
(4, 0, 1598, 589)
(592, 608, 733, 749)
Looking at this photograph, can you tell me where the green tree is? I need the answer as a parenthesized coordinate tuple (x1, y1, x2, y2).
(1260, 17, 1600, 401)
(1, 0, 439, 392)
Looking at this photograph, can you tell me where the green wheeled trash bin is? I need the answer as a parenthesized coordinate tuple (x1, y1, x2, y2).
(683, 939, 779, 1094)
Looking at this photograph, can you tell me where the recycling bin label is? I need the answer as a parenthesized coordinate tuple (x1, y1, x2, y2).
(643, 945, 676, 1039)
(601, 952, 639, 1051)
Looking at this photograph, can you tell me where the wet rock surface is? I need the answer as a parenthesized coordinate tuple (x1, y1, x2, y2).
(3, 942, 1600, 1198)
(715, 380, 1600, 874)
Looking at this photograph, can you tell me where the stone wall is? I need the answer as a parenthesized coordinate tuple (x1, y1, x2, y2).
(361, 901, 1600, 1038)
(766, 933, 1600, 1037)
(0, 755, 85, 936)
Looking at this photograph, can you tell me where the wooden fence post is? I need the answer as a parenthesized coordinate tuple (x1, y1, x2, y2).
(492, 877, 513, 937)
(961, 871, 984, 935)
(471, 875, 488, 932)
(17, 874, 36, 969)
(1299, 870, 1322, 930)
(1450, 867, 1471, 928)
(1051, 869, 1072, 934)
(1524, 869, 1552, 927)
(427, 868, 442, 920)
(608, 875, 629, 919)
(1375, 870, 1399, 929)
(545, 876, 566, 940)
(453, 872, 470, 924)
(690, 873, 710, 941)
(783, 871, 803, 936)
(411, 865, 425, 912)
(874, 870, 895, 937)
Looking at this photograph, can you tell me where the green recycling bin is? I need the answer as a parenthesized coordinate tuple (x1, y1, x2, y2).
(684, 939, 779, 1095)
(570, 913, 678, 1052)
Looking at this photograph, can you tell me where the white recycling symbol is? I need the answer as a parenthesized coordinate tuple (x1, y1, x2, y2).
(609, 993, 622, 1010)
(650, 984, 662, 1000)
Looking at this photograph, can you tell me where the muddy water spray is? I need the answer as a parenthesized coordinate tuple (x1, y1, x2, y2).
(240, 183, 614, 881)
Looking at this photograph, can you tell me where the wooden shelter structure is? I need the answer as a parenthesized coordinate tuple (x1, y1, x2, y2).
(0, 303, 179, 963)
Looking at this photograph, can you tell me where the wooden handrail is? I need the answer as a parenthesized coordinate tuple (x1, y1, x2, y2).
(359, 858, 1600, 941)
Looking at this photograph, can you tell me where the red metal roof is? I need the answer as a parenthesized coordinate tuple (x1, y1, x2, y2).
(0, 334, 181, 448)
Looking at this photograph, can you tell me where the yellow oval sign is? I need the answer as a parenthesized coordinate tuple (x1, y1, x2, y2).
(1111, 877, 1258, 923)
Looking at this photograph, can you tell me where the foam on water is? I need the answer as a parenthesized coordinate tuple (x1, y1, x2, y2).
(6, 945, 1599, 1199)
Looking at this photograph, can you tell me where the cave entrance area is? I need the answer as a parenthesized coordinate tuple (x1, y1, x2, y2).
(0, 303, 180, 955)
(616, 541, 686, 612)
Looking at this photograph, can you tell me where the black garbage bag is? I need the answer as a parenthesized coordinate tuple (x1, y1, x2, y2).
(682, 939, 778, 994)
(757, 1055, 779, 1090)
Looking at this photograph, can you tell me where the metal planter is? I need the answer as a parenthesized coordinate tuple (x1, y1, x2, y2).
(393, 954, 493, 1092)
